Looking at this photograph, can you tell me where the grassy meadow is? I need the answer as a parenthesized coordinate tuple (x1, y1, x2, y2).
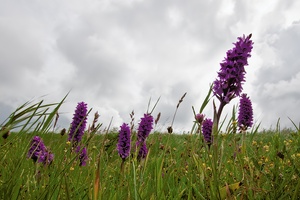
(1, 98, 300, 200)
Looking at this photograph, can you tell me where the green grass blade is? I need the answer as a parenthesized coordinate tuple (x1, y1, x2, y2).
(40, 93, 69, 133)
(199, 84, 213, 114)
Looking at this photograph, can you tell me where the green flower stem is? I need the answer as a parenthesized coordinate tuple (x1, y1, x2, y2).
(211, 100, 226, 199)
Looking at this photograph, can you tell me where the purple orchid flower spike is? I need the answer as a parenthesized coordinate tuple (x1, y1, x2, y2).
(202, 118, 213, 148)
(28, 136, 54, 165)
(117, 123, 131, 160)
(213, 34, 254, 105)
(238, 93, 253, 131)
(68, 102, 88, 146)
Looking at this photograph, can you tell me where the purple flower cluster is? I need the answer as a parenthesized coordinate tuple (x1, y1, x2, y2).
(28, 136, 54, 165)
(117, 123, 131, 160)
(138, 142, 148, 159)
(137, 114, 153, 141)
(68, 102, 88, 145)
(202, 118, 213, 146)
(213, 34, 253, 104)
(76, 146, 88, 166)
(238, 93, 253, 131)
(136, 114, 153, 159)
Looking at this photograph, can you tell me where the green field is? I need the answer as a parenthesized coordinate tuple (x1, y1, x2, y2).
(1, 94, 300, 199)
(1, 128, 300, 199)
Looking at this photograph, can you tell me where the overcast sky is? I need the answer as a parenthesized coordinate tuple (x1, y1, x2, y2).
(1, 0, 300, 133)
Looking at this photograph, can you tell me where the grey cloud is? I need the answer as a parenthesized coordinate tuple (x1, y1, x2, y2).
(254, 24, 300, 87)
(1, 0, 300, 132)
(0, 21, 45, 87)
(0, 102, 13, 125)
(99, 0, 238, 60)
(253, 23, 300, 128)
(56, 24, 133, 97)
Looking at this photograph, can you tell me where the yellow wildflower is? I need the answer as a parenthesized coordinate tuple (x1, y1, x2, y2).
(263, 145, 269, 152)
(244, 156, 249, 162)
